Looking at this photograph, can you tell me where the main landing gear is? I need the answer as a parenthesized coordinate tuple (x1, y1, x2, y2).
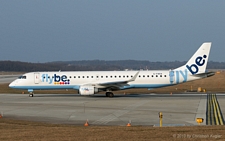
(105, 92, 114, 98)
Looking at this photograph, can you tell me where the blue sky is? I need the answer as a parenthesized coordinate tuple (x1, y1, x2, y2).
(0, 1, 225, 63)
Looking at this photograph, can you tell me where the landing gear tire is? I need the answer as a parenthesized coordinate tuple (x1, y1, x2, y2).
(106, 92, 114, 98)
(109, 92, 114, 98)
(29, 94, 34, 97)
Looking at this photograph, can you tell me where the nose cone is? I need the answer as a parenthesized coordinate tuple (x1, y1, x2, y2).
(9, 81, 15, 88)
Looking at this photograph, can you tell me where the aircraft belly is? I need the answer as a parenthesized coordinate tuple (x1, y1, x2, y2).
(13, 85, 76, 90)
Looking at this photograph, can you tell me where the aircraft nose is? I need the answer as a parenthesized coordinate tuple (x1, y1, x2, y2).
(9, 81, 15, 88)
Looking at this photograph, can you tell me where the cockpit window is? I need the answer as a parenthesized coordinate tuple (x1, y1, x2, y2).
(18, 76, 26, 79)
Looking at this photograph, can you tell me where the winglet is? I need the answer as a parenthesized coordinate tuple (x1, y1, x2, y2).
(128, 71, 139, 82)
(96, 71, 140, 86)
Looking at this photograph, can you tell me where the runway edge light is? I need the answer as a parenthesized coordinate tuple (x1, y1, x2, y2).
(84, 119, 89, 126)
(127, 120, 131, 127)
(196, 118, 204, 125)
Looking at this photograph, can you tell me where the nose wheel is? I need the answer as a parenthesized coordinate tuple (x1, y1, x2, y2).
(106, 92, 114, 98)
(29, 93, 34, 97)
(28, 89, 34, 97)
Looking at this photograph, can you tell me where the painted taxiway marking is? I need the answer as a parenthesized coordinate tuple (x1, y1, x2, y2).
(92, 100, 149, 125)
(206, 94, 224, 125)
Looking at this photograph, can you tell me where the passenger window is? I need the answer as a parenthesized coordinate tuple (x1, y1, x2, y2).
(139, 75, 141, 78)
(74, 76, 76, 78)
(101, 76, 103, 78)
(87, 76, 89, 78)
(143, 75, 145, 77)
(78, 76, 80, 78)
(164, 75, 166, 77)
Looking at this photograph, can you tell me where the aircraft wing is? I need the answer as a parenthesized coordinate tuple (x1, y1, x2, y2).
(78, 71, 139, 90)
(96, 71, 139, 90)
(97, 71, 139, 86)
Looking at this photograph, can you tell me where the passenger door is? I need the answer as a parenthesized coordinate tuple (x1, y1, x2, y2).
(34, 73, 40, 84)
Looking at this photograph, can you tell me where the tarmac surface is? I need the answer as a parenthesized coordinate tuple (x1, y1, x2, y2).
(1, 93, 224, 126)
(0, 75, 20, 84)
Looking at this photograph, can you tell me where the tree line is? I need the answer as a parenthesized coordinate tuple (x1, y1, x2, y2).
(0, 60, 224, 72)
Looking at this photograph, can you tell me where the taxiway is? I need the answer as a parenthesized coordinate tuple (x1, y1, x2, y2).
(1, 93, 224, 126)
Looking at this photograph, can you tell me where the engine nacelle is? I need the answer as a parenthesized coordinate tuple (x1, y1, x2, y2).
(78, 86, 98, 95)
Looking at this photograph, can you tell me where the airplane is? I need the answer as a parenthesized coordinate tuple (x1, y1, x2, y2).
(9, 42, 214, 97)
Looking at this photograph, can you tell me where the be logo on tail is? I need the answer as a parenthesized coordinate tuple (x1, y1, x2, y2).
(186, 54, 207, 75)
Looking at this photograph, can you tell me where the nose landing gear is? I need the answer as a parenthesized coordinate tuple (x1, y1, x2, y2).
(28, 89, 34, 97)
(29, 93, 34, 97)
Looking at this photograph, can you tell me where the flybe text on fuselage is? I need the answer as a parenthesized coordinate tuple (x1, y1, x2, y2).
(42, 74, 70, 84)
(186, 54, 207, 75)
(169, 69, 188, 84)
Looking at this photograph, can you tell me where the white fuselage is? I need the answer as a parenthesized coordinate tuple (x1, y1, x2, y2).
(9, 70, 201, 91)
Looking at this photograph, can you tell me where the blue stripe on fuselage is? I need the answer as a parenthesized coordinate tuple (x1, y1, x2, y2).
(12, 84, 174, 90)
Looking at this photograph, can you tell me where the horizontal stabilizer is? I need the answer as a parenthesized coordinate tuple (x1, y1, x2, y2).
(194, 71, 215, 77)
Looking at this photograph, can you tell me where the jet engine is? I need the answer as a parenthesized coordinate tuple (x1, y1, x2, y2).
(78, 86, 98, 95)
